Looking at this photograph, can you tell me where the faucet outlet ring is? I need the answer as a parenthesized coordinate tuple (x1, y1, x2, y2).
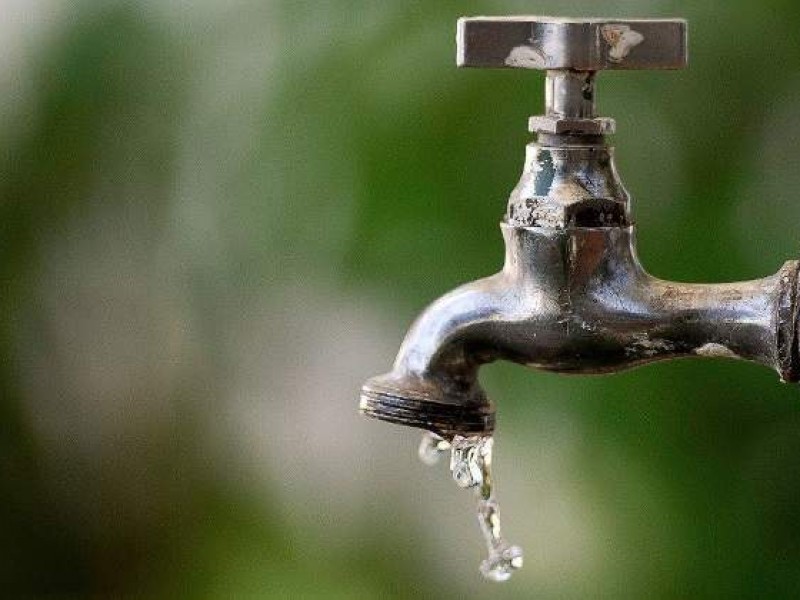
(360, 382, 495, 439)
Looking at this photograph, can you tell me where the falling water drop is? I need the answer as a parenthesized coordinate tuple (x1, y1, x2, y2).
(419, 432, 523, 582)
(418, 431, 451, 465)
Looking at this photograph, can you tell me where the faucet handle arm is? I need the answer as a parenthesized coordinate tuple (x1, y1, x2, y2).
(457, 17, 687, 71)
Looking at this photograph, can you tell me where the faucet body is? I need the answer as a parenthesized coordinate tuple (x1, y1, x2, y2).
(360, 17, 800, 440)
(361, 137, 800, 439)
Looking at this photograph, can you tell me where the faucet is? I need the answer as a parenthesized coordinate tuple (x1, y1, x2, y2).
(360, 16, 800, 441)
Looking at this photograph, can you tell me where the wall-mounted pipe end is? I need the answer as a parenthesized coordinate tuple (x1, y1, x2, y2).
(777, 260, 800, 383)
(360, 373, 495, 440)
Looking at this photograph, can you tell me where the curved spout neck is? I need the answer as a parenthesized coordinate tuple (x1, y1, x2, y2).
(362, 224, 800, 438)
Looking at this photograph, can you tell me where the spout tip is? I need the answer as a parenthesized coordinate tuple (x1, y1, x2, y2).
(359, 374, 495, 439)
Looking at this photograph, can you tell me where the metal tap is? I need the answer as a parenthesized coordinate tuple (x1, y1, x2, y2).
(360, 17, 800, 440)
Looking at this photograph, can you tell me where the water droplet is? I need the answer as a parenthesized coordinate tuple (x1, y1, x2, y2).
(418, 432, 450, 466)
(480, 542, 524, 582)
(419, 432, 523, 582)
(450, 436, 485, 489)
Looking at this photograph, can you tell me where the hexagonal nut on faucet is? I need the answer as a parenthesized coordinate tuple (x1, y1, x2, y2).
(456, 17, 688, 71)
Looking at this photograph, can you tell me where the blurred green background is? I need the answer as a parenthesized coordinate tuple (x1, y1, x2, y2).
(4, 1, 800, 597)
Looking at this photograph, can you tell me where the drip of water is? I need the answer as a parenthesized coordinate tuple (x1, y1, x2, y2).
(419, 432, 523, 582)
(418, 431, 451, 466)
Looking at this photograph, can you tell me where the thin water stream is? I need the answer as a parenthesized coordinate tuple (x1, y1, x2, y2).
(418, 432, 523, 582)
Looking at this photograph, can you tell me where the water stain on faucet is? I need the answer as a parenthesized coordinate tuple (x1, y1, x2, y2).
(505, 45, 548, 69)
(602, 24, 645, 62)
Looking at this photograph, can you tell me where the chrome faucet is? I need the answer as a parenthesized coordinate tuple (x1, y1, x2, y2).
(360, 16, 800, 441)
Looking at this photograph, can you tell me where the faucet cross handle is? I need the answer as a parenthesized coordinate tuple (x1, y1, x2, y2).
(457, 17, 687, 71)
(457, 17, 687, 134)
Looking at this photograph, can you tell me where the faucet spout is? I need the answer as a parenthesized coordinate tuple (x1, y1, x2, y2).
(359, 273, 507, 438)
(361, 129, 800, 440)
(361, 224, 800, 439)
